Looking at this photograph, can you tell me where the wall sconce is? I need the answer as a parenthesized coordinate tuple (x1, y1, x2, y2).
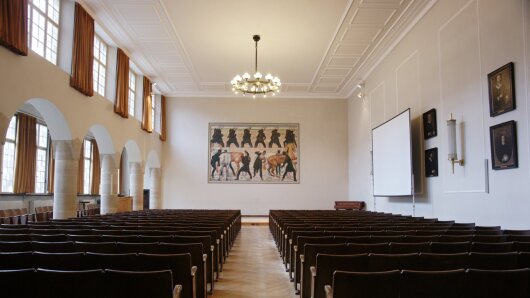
(447, 113, 464, 173)
(356, 81, 365, 100)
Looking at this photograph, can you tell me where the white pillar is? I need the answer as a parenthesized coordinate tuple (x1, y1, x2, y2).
(129, 162, 144, 211)
(149, 168, 161, 209)
(0, 142, 4, 191)
(53, 140, 78, 219)
(100, 154, 118, 214)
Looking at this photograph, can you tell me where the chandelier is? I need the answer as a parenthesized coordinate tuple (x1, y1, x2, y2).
(231, 35, 281, 98)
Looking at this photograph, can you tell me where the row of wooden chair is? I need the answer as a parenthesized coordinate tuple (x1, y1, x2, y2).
(326, 268, 530, 298)
(0, 268, 180, 298)
(0, 251, 194, 298)
(0, 208, 30, 224)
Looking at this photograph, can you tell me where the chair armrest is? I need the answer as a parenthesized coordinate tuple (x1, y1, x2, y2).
(324, 285, 333, 298)
(294, 245, 298, 252)
(211, 245, 215, 252)
(203, 254, 208, 262)
(300, 254, 304, 262)
(191, 266, 197, 276)
(310, 266, 316, 277)
(289, 239, 292, 245)
(172, 284, 182, 298)
(216, 239, 220, 245)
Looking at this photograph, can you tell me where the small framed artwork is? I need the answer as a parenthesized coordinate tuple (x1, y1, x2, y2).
(488, 62, 515, 117)
(423, 108, 437, 139)
(490, 120, 517, 170)
(425, 147, 438, 177)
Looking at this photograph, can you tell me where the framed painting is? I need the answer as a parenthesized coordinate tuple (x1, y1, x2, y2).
(208, 123, 300, 183)
(488, 62, 515, 117)
(490, 120, 518, 170)
(423, 108, 437, 139)
(425, 147, 438, 177)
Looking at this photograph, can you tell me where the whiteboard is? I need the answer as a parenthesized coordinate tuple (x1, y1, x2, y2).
(372, 109, 413, 196)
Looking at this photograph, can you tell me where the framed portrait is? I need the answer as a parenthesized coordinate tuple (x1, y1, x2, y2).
(488, 62, 515, 117)
(423, 108, 437, 139)
(425, 147, 438, 177)
(208, 123, 300, 184)
(490, 120, 517, 170)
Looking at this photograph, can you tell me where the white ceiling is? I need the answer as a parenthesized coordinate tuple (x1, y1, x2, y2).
(80, 0, 435, 99)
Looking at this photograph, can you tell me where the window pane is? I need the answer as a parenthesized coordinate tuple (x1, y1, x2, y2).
(35, 148, 47, 193)
(83, 159, 91, 194)
(28, 0, 59, 65)
(6, 116, 17, 141)
(47, 0, 60, 24)
(2, 141, 16, 193)
(83, 140, 91, 158)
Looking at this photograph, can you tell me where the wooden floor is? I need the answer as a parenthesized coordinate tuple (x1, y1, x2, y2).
(212, 226, 296, 298)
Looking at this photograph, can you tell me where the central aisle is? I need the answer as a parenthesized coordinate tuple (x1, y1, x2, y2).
(212, 225, 297, 298)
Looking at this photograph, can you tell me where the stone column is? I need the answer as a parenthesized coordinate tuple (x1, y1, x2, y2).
(149, 168, 161, 209)
(100, 154, 118, 214)
(129, 162, 144, 211)
(53, 140, 79, 219)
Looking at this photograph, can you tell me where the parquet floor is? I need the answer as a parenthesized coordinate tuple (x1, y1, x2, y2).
(212, 226, 297, 298)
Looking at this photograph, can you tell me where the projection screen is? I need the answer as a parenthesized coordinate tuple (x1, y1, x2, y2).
(372, 109, 413, 196)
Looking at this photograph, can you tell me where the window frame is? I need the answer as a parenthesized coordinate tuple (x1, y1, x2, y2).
(93, 35, 108, 97)
(151, 93, 156, 132)
(27, 0, 61, 65)
(34, 122, 49, 194)
(128, 71, 136, 117)
(83, 139, 93, 195)
(1, 116, 18, 193)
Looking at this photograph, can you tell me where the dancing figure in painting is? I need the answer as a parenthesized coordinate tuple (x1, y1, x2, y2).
(227, 129, 240, 148)
(255, 129, 266, 148)
(241, 129, 253, 148)
(236, 151, 252, 180)
(210, 149, 222, 179)
(269, 129, 281, 148)
(253, 151, 265, 180)
(282, 151, 297, 182)
(210, 129, 224, 147)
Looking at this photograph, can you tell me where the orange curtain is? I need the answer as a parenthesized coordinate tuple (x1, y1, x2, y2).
(114, 48, 129, 118)
(70, 2, 94, 97)
(0, 0, 28, 55)
(13, 114, 36, 193)
(141, 76, 153, 133)
(90, 140, 100, 195)
(159, 95, 167, 141)
(47, 138, 55, 193)
(77, 141, 84, 194)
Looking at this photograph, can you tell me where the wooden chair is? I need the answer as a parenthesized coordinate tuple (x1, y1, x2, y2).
(469, 252, 519, 270)
(36, 268, 103, 298)
(389, 242, 431, 254)
(312, 253, 369, 298)
(470, 242, 513, 253)
(465, 268, 530, 298)
(0, 269, 36, 297)
(430, 241, 470, 253)
(104, 269, 180, 298)
(419, 252, 469, 271)
(400, 269, 466, 298)
(327, 270, 400, 298)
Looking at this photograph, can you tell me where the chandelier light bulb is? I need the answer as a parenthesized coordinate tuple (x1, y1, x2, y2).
(242, 73, 250, 80)
(265, 74, 273, 81)
(254, 72, 262, 79)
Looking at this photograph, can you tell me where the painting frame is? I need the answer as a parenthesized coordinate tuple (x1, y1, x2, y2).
(425, 147, 438, 177)
(488, 62, 515, 117)
(208, 123, 300, 184)
(423, 108, 437, 139)
(490, 120, 518, 170)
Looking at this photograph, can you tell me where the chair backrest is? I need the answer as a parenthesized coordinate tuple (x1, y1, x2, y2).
(31, 234, 68, 242)
(465, 268, 530, 298)
(419, 252, 469, 271)
(34, 252, 86, 270)
(403, 235, 440, 243)
(0, 234, 31, 241)
(36, 268, 103, 298)
(0, 269, 36, 297)
(0, 252, 35, 270)
(137, 253, 193, 298)
(400, 269, 466, 298)
(439, 235, 473, 242)
(389, 242, 431, 254)
(85, 252, 137, 270)
(370, 253, 421, 271)
(469, 252, 519, 270)
(74, 241, 117, 253)
(470, 241, 513, 253)
(347, 242, 389, 254)
(314, 254, 369, 298)
(332, 270, 400, 298)
(504, 230, 530, 236)
(430, 241, 470, 253)
(104, 269, 174, 298)
(32, 241, 75, 253)
(0, 241, 33, 252)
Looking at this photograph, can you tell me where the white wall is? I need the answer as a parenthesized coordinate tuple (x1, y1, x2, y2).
(348, 0, 530, 229)
(163, 97, 349, 215)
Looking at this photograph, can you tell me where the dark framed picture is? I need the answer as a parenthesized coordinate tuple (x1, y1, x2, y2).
(490, 120, 517, 170)
(423, 108, 437, 139)
(425, 147, 438, 177)
(488, 62, 515, 117)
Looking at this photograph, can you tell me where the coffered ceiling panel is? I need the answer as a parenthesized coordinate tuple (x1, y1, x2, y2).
(80, 0, 436, 98)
